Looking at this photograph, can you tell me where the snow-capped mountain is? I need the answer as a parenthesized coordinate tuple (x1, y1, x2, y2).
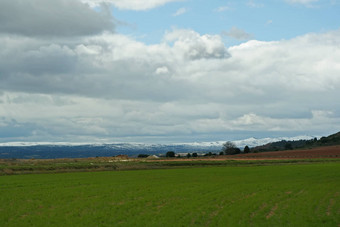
(0, 135, 316, 159)
(0, 135, 315, 147)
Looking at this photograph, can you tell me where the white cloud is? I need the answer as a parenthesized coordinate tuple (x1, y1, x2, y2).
(266, 20, 273, 25)
(247, 0, 264, 8)
(231, 111, 339, 132)
(81, 0, 183, 10)
(286, 0, 319, 5)
(173, 7, 187, 16)
(164, 29, 230, 60)
(155, 66, 170, 75)
(285, 0, 321, 7)
(215, 6, 231, 12)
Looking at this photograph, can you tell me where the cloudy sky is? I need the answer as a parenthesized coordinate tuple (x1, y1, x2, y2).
(0, 0, 340, 143)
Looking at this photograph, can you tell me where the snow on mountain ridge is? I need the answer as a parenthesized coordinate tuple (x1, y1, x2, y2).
(0, 135, 316, 148)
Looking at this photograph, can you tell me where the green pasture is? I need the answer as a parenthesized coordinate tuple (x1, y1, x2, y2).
(0, 163, 339, 226)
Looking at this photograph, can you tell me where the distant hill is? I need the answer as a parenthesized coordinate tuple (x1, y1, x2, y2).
(318, 131, 340, 145)
(1, 133, 338, 159)
(0, 143, 222, 159)
(251, 131, 340, 153)
(0, 136, 309, 159)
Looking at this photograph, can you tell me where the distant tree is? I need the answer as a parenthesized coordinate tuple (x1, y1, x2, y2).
(187, 153, 191, 158)
(138, 154, 149, 158)
(166, 151, 175, 158)
(222, 141, 236, 151)
(192, 153, 198, 157)
(222, 141, 240, 155)
(320, 137, 328, 144)
(244, 145, 250, 153)
(285, 143, 293, 150)
(219, 151, 224, 155)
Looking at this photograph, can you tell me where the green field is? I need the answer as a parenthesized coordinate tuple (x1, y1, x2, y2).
(1, 163, 339, 226)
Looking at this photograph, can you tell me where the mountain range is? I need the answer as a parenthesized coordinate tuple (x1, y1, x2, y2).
(0, 135, 316, 159)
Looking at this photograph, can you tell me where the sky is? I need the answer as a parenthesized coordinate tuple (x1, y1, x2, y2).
(0, 0, 340, 144)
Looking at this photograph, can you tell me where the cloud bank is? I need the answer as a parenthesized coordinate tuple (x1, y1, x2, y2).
(0, 0, 339, 143)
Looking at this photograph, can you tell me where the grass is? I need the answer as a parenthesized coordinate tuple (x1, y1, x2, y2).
(0, 163, 339, 226)
(1, 157, 339, 175)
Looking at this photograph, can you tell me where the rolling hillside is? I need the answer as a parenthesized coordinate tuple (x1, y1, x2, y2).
(251, 131, 340, 153)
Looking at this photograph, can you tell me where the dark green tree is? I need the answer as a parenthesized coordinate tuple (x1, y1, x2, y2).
(222, 141, 240, 155)
(186, 153, 191, 158)
(166, 151, 175, 158)
(192, 153, 198, 157)
(138, 154, 149, 158)
(244, 145, 250, 153)
(285, 143, 293, 150)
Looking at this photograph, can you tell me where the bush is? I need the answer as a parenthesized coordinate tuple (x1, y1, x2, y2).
(138, 154, 149, 158)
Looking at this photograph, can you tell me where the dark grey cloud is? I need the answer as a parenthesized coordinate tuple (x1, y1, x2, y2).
(20, 44, 77, 75)
(0, 0, 114, 37)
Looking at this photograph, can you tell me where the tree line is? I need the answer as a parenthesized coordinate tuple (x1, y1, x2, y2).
(138, 141, 250, 158)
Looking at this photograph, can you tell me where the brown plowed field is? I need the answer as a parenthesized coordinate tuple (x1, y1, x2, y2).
(230, 145, 340, 160)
